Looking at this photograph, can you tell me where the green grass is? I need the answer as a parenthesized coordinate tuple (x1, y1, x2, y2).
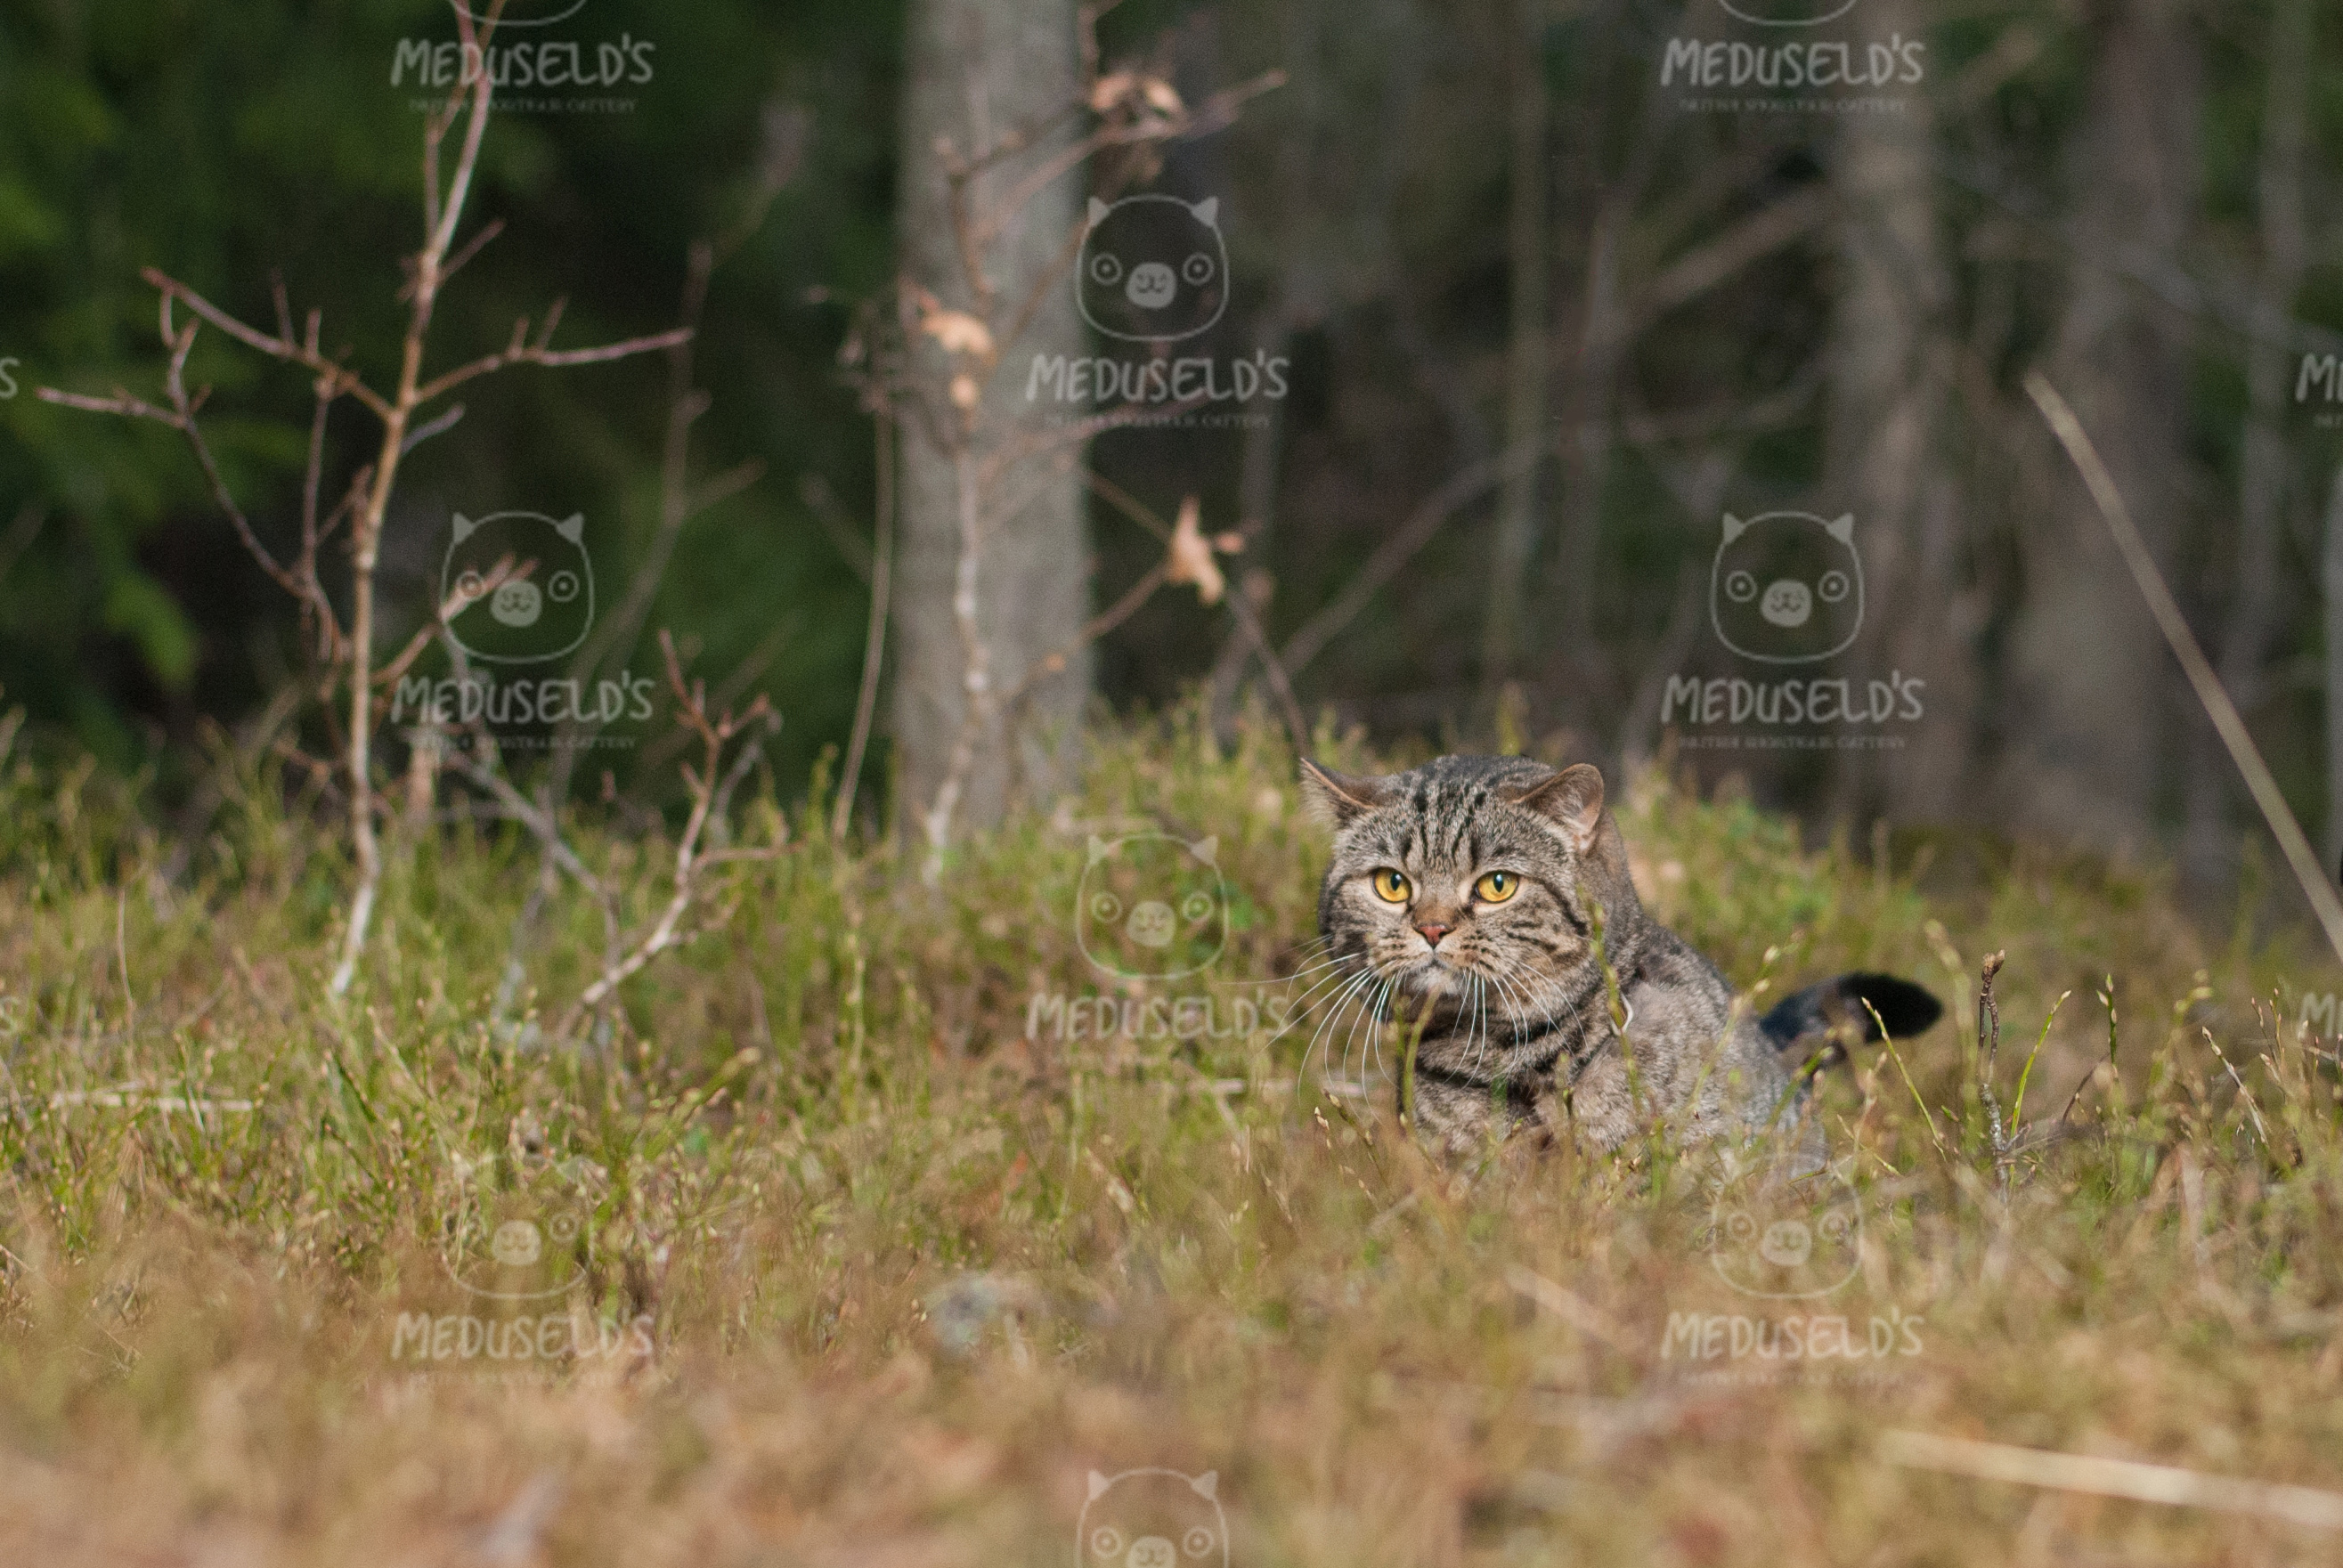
(2, 704, 2341, 1564)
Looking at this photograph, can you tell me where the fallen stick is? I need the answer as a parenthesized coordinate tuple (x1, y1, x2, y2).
(1505, 1264, 1632, 1356)
(1881, 1428, 2343, 1531)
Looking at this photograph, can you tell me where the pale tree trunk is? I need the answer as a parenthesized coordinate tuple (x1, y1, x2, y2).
(2182, 0, 2311, 889)
(1820, 0, 1966, 825)
(1997, 0, 2200, 857)
(891, 0, 1089, 838)
(1480, 0, 1550, 690)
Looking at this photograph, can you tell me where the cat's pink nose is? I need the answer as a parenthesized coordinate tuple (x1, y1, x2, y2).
(1416, 922, 1452, 946)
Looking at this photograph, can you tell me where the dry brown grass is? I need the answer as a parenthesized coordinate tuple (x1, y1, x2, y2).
(0, 710, 2339, 1565)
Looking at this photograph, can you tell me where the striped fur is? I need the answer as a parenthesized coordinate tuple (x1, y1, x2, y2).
(1299, 754, 1936, 1160)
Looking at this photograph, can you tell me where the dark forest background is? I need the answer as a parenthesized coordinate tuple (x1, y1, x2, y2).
(5, 0, 2343, 893)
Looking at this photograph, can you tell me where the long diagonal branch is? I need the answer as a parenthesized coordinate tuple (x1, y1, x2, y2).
(2027, 371, 2343, 970)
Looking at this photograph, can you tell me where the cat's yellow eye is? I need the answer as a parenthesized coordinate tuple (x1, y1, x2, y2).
(1371, 869, 1411, 903)
(1475, 871, 1519, 903)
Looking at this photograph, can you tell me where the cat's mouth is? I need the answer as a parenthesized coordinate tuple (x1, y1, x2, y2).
(1387, 950, 1474, 994)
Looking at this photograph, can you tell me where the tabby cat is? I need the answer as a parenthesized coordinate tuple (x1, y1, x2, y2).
(1299, 754, 1940, 1159)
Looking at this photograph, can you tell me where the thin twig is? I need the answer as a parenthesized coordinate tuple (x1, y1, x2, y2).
(1279, 439, 1550, 677)
(834, 410, 896, 843)
(2027, 372, 2343, 970)
(555, 633, 784, 1037)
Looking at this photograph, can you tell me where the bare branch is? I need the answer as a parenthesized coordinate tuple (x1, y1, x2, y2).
(1279, 441, 1550, 678)
(400, 402, 468, 456)
(555, 632, 785, 1037)
(372, 556, 525, 692)
(412, 322, 693, 405)
(138, 268, 389, 421)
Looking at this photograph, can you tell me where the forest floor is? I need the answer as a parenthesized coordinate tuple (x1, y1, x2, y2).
(1, 710, 2340, 1565)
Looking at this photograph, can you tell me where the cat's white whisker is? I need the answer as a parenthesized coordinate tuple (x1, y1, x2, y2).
(1298, 966, 1384, 1092)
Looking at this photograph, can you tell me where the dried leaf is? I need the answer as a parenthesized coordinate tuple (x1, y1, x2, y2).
(1140, 78, 1184, 116)
(1165, 496, 1225, 605)
(1088, 72, 1135, 113)
(922, 308, 995, 360)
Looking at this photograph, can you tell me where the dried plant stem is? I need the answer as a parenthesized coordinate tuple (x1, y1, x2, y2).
(2027, 372, 2343, 970)
(45, 0, 688, 1005)
(555, 633, 782, 1038)
(833, 410, 895, 844)
(1881, 1429, 2343, 1531)
(329, 21, 496, 999)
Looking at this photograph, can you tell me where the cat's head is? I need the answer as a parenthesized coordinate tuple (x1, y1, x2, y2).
(443, 510, 595, 665)
(1709, 511, 1863, 664)
(1077, 194, 1229, 344)
(1299, 755, 1643, 1021)
(1078, 1469, 1227, 1568)
(1077, 833, 1228, 979)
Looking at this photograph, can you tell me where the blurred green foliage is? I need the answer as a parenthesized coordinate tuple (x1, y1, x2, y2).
(0, 0, 897, 789)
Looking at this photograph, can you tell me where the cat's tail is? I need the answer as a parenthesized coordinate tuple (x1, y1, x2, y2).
(1758, 972, 1943, 1071)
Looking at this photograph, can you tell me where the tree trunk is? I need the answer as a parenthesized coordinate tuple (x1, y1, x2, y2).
(1480, 0, 1550, 690)
(1997, 0, 2200, 858)
(1820, 0, 1967, 827)
(2181, 0, 2311, 890)
(891, 0, 1089, 839)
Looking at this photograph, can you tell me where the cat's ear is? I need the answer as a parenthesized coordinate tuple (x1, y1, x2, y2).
(1507, 763, 1605, 855)
(1826, 513, 1854, 544)
(1721, 513, 1746, 544)
(1087, 1470, 1111, 1499)
(452, 512, 478, 541)
(1191, 197, 1219, 227)
(1087, 834, 1111, 865)
(1298, 759, 1387, 826)
(1087, 196, 1111, 227)
(1190, 835, 1218, 864)
(555, 513, 585, 543)
(1190, 1470, 1218, 1499)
